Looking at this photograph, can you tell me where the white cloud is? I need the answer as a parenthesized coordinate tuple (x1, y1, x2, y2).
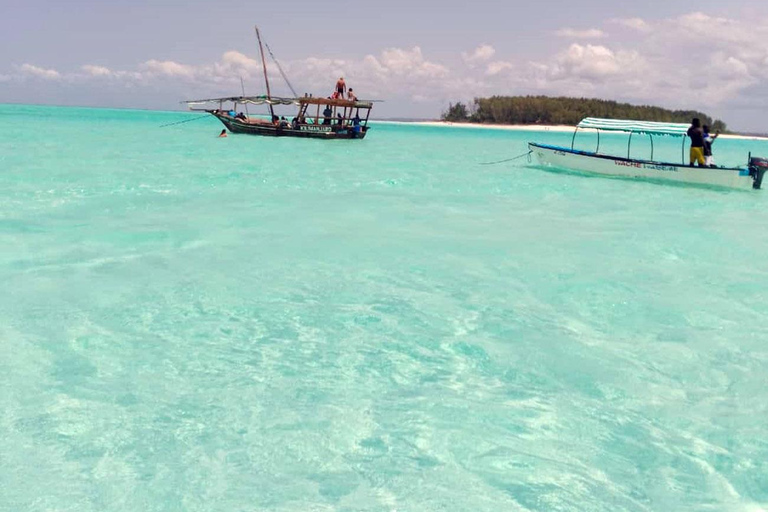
(374, 46, 449, 78)
(486, 61, 513, 76)
(548, 44, 641, 79)
(711, 54, 750, 78)
(302, 57, 348, 78)
(519, 12, 768, 112)
(20, 63, 60, 80)
(213, 50, 262, 77)
(141, 59, 197, 78)
(610, 18, 651, 32)
(82, 64, 113, 77)
(285, 46, 452, 103)
(555, 28, 605, 39)
(463, 44, 496, 64)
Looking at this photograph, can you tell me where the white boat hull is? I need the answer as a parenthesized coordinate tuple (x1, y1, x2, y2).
(529, 143, 756, 190)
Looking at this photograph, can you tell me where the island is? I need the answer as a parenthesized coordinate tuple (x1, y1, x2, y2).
(442, 96, 728, 133)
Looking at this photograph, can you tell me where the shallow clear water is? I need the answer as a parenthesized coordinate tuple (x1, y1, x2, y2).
(2, 104, 768, 511)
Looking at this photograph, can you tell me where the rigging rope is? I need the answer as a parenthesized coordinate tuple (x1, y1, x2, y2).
(265, 42, 298, 97)
(240, 77, 250, 117)
(480, 150, 533, 165)
(158, 115, 211, 128)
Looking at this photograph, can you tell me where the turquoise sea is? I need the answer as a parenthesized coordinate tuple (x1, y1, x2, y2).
(2, 104, 768, 511)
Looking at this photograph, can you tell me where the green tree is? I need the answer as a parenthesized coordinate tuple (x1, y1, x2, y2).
(441, 102, 470, 122)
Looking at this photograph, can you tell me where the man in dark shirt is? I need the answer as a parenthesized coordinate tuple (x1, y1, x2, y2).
(687, 118, 706, 167)
(322, 105, 332, 125)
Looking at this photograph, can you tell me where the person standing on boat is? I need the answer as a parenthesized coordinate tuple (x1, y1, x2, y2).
(703, 125, 720, 167)
(334, 77, 346, 99)
(352, 114, 361, 134)
(323, 105, 333, 125)
(347, 88, 357, 101)
(687, 118, 706, 167)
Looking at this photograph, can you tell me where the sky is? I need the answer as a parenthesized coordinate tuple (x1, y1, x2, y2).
(3, 0, 768, 131)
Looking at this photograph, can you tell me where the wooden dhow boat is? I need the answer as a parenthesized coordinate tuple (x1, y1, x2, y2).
(529, 118, 768, 190)
(184, 27, 373, 140)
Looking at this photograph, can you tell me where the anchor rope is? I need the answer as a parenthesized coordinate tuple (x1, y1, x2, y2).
(158, 115, 211, 128)
(480, 150, 533, 166)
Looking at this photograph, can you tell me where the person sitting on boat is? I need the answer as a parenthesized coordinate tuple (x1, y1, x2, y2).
(347, 88, 357, 101)
(336, 113, 344, 125)
(272, 115, 280, 125)
(352, 114, 361, 134)
(333, 77, 346, 99)
(228, 109, 236, 117)
(703, 125, 720, 168)
(687, 118, 706, 167)
(235, 112, 247, 121)
(291, 117, 300, 129)
(279, 116, 290, 128)
(323, 105, 333, 125)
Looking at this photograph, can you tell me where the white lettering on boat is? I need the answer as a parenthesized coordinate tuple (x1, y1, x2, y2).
(615, 161, 642, 168)
(643, 164, 678, 172)
(300, 125, 332, 132)
(614, 161, 678, 172)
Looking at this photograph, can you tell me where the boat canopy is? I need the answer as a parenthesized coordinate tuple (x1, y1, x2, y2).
(577, 118, 691, 137)
(184, 95, 374, 109)
(184, 95, 298, 106)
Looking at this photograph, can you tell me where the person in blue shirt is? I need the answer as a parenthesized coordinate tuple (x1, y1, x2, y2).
(352, 114, 361, 134)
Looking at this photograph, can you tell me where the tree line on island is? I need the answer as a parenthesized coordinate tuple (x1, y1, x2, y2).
(442, 96, 728, 133)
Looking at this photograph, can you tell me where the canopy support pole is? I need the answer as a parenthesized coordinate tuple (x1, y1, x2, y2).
(596, 130, 600, 154)
(627, 131, 634, 159)
(649, 134, 654, 161)
(682, 137, 686, 165)
(571, 127, 579, 150)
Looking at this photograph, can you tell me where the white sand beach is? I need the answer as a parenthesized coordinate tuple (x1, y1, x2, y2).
(386, 120, 768, 141)
(409, 121, 575, 133)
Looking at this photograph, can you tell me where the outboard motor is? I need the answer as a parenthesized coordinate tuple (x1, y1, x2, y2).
(749, 156, 768, 189)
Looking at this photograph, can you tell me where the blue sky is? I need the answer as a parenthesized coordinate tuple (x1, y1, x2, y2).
(3, 0, 768, 131)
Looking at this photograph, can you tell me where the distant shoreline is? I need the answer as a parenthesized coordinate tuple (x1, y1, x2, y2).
(2, 103, 766, 140)
(376, 120, 768, 142)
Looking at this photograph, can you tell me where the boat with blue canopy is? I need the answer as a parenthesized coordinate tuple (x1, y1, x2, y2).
(529, 117, 767, 190)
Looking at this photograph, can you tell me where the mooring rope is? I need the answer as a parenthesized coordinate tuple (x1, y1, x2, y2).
(158, 115, 211, 128)
(480, 150, 533, 165)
